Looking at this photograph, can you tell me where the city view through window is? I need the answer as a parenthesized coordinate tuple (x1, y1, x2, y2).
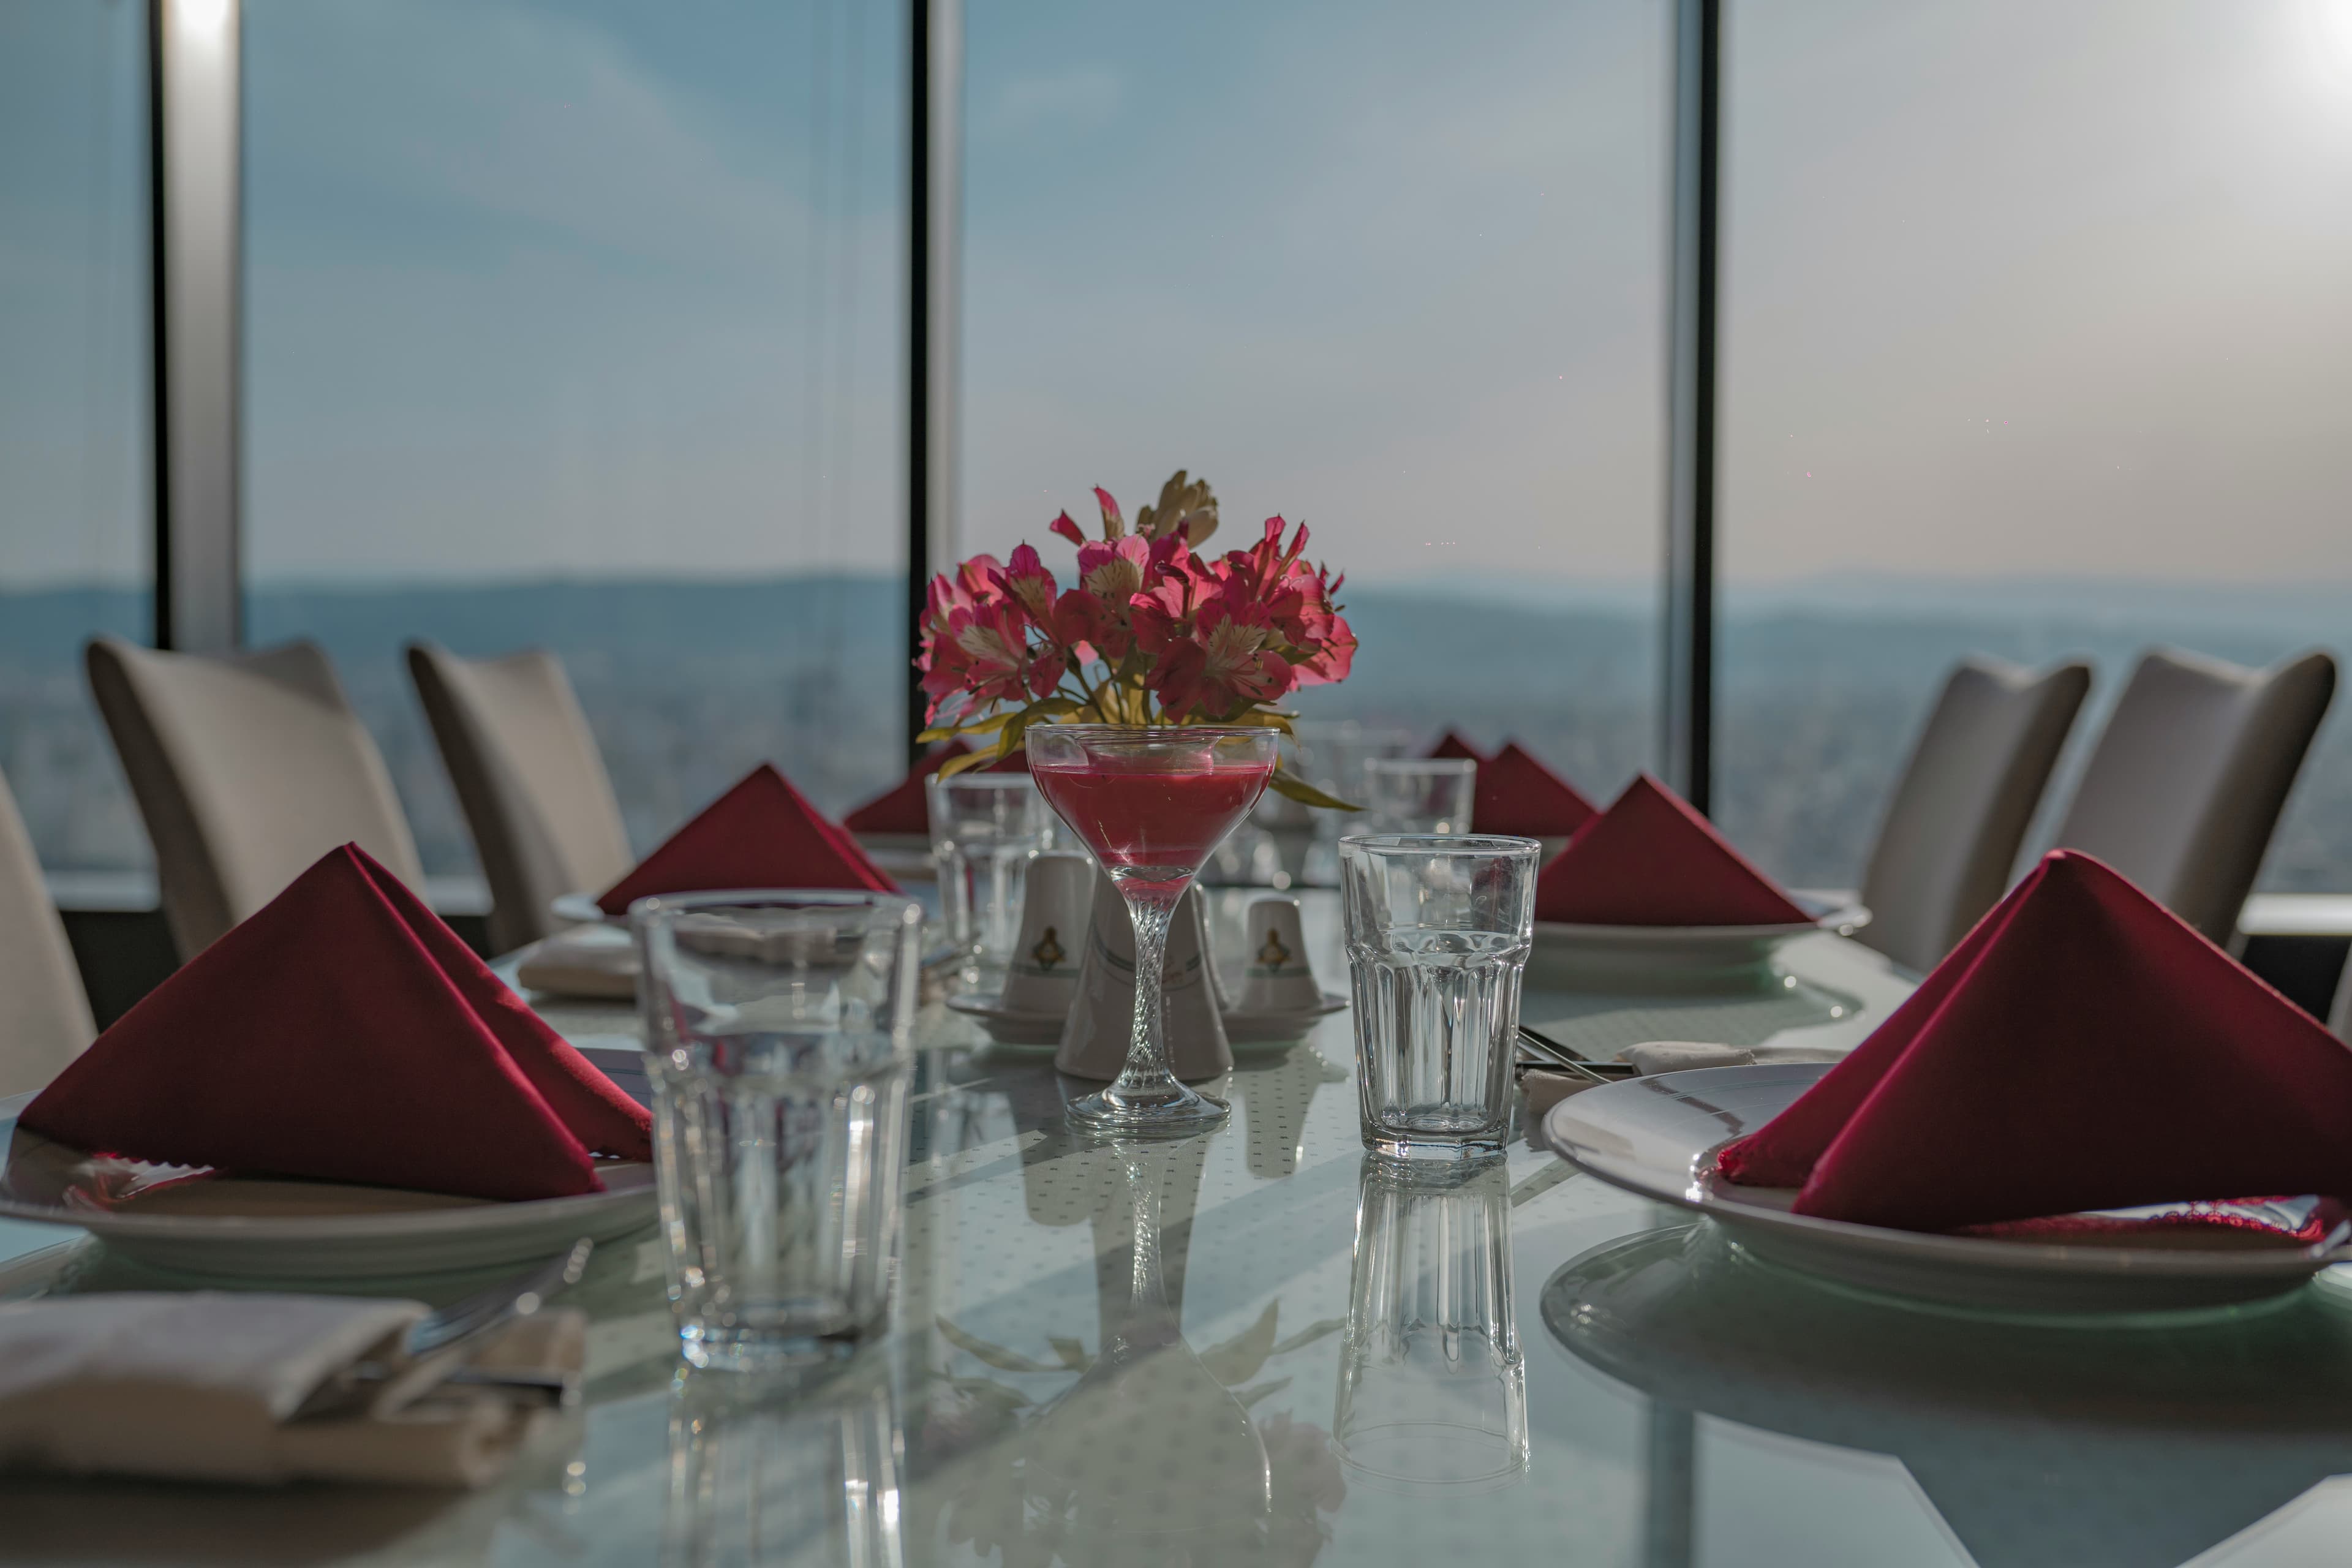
(3, 0, 2351, 897)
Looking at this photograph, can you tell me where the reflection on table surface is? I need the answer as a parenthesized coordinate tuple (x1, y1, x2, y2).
(4, 892, 2351, 1566)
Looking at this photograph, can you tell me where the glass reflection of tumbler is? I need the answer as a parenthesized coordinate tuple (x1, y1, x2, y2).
(1334, 1156, 1528, 1493)
(663, 1363, 905, 1568)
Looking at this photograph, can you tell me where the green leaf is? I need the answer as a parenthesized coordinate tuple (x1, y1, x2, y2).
(935, 1316, 1059, 1373)
(1267, 1317, 1346, 1356)
(1199, 1300, 1282, 1385)
(917, 710, 1014, 742)
(1269, 766, 1361, 812)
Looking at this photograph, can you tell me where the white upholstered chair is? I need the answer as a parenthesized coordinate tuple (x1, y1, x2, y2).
(405, 643, 633, 954)
(85, 635, 426, 958)
(0, 762, 96, 1095)
(1856, 657, 2094, 974)
(2046, 647, 2337, 946)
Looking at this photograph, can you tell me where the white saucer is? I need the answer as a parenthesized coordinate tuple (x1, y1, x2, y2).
(944, 993, 1068, 1047)
(1543, 1063, 2352, 1313)
(1221, 992, 1348, 1042)
(0, 1093, 656, 1281)
(1530, 895, 1869, 985)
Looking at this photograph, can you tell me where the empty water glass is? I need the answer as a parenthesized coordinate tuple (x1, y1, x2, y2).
(929, 772, 1055, 982)
(1335, 1156, 1527, 1493)
(1340, 834, 1539, 1159)
(1291, 722, 1414, 885)
(633, 889, 924, 1370)
(1362, 758, 1477, 835)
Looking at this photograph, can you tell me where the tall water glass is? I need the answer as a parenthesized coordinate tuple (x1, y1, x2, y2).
(1335, 1156, 1527, 1493)
(927, 772, 1054, 983)
(633, 890, 924, 1370)
(1362, 758, 1477, 835)
(1340, 835, 1539, 1159)
(1291, 722, 1413, 885)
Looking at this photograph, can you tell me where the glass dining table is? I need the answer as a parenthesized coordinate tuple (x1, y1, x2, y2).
(7, 891, 2352, 1567)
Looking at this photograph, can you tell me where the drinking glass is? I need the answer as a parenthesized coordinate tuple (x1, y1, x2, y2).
(1026, 725, 1280, 1134)
(1362, 758, 1477, 835)
(1288, 721, 1413, 885)
(1335, 1156, 1527, 1493)
(926, 772, 1055, 982)
(1340, 834, 1539, 1159)
(633, 889, 924, 1370)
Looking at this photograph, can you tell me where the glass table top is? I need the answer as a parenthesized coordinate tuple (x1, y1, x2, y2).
(6, 892, 2352, 1567)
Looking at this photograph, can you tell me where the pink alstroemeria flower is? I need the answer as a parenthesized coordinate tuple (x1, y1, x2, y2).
(991, 543, 1060, 625)
(1152, 583, 1297, 720)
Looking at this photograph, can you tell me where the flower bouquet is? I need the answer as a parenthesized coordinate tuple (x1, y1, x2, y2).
(916, 470, 1360, 809)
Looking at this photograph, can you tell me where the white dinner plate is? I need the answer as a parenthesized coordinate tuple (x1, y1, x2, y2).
(1529, 894, 1869, 986)
(1543, 1063, 2352, 1313)
(944, 992, 1346, 1051)
(551, 891, 620, 927)
(0, 1091, 658, 1282)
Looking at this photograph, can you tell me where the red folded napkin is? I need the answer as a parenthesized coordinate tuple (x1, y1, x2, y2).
(1476, 742, 1596, 839)
(20, 845, 651, 1202)
(598, 763, 899, 915)
(1717, 850, 2352, 1233)
(842, 742, 968, 835)
(1534, 773, 1810, 926)
(1428, 732, 1485, 763)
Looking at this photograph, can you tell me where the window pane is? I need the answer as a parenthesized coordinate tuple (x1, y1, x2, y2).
(960, 0, 1668, 796)
(1719, 0, 2352, 892)
(242, 0, 909, 874)
(0, 2, 151, 873)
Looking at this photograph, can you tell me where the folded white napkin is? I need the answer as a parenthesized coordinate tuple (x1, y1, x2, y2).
(0, 1293, 584, 1488)
(515, 923, 638, 1000)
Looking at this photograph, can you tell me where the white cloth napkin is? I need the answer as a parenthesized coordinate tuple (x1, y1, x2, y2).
(0, 1293, 584, 1488)
(515, 923, 638, 1000)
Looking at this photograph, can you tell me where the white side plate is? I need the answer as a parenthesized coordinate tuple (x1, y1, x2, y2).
(1542, 1063, 2351, 1312)
(1530, 896, 1869, 985)
(0, 1092, 657, 1281)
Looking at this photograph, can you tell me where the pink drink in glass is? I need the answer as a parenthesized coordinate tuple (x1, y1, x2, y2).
(1024, 725, 1280, 1134)
(1028, 763, 1273, 884)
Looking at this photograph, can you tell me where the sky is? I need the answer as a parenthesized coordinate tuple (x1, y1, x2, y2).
(2, 0, 2351, 589)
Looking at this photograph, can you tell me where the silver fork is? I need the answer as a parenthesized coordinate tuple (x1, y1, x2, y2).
(293, 1238, 594, 1419)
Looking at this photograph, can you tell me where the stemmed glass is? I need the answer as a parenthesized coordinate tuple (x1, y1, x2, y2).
(1027, 725, 1279, 1133)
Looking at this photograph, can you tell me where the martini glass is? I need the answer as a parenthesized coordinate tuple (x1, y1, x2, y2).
(1027, 725, 1280, 1133)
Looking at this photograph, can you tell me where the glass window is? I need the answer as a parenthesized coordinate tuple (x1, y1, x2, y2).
(241, 0, 910, 873)
(0, 1, 152, 873)
(960, 0, 1670, 799)
(1718, 0, 2352, 891)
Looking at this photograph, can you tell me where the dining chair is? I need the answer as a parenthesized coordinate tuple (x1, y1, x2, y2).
(405, 642, 634, 954)
(85, 635, 426, 959)
(0, 762, 96, 1095)
(1856, 656, 2094, 974)
(2046, 647, 2337, 946)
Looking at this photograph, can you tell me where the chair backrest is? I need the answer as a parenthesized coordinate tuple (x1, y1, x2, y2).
(2048, 647, 2337, 944)
(85, 635, 424, 957)
(1858, 657, 2093, 974)
(0, 762, 96, 1095)
(405, 642, 633, 954)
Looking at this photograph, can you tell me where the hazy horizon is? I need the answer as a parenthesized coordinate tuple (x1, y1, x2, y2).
(7, 1, 2352, 590)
